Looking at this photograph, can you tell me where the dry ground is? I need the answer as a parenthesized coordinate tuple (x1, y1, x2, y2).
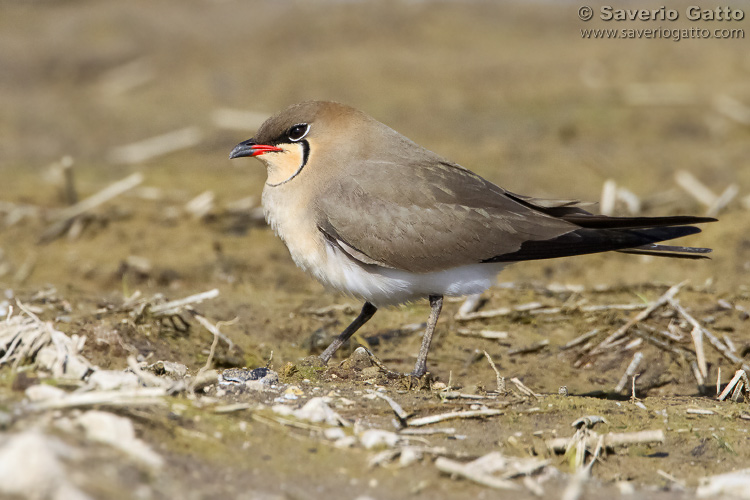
(1, 1, 750, 499)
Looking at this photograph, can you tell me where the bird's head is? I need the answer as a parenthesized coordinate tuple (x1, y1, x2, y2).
(229, 100, 370, 187)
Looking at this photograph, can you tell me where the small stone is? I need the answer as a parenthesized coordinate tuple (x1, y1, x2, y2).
(340, 347, 374, 371)
(0, 430, 87, 500)
(334, 436, 357, 449)
(87, 370, 141, 391)
(147, 360, 188, 379)
(192, 369, 219, 390)
(284, 385, 304, 396)
(272, 397, 348, 427)
(77, 411, 163, 469)
(359, 429, 399, 450)
(616, 481, 636, 495)
(398, 447, 422, 467)
(25, 384, 66, 402)
(323, 428, 347, 441)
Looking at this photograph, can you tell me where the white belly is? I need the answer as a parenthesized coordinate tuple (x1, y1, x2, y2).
(316, 244, 505, 306)
(262, 186, 505, 307)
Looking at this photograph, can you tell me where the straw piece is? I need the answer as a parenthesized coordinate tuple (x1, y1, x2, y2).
(706, 184, 739, 217)
(718, 370, 745, 401)
(674, 171, 717, 208)
(600, 180, 617, 216)
(40, 173, 144, 243)
(408, 409, 503, 427)
(714, 94, 750, 126)
(211, 108, 270, 131)
(615, 352, 643, 393)
(589, 282, 685, 355)
(109, 127, 202, 164)
(546, 429, 664, 452)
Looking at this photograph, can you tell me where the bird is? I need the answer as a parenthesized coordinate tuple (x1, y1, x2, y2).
(229, 100, 715, 377)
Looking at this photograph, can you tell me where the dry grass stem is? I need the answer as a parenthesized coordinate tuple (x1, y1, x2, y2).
(600, 179, 617, 216)
(483, 350, 505, 393)
(0, 305, 49, 369)
(108, 127, 202, 164)
(657, 469, 686, 488)
(372, 391, 410, 422)
(718, 370, 746, 401)
(148, 289, 220, 316)
(714, 94, 750, 126)
(400, 428, 456, 436)
(730, 380, 744, 402)
(211, 108, 270, 131)
(691, 326, 708, 379)
(686, 408, 715, 415)
(674, 171, 717, 207)
(691, 361, 706, 387)
(615, 352, 643, 393)
(631, 374, 639, 401)
(24, 388, 168, 412)
(561, 329, 599, 350)
(455, 293, 483, 319)
(633, 325, 694, 359)
(435, 452, 550, 491)
(508, 339, 549, 356)
(456, 328, 508, 340)
(455, 301, 543, 321)
(589, 282, 685, 355)
(407, 409, 503, 427)
(577, 303, 649, 313)
(98, 58, 155, 96)
(40, 172, 144, 243)
(546, 429, 665, 453)
(669, 298, 749, 371)
(439, 392, 500, 400)
(616, 186, 641, 215)
(185, 191, 215, 220)
(706, 184, 739, 217)
(435, 456, 519, 490)
(510, 377, 541, 398)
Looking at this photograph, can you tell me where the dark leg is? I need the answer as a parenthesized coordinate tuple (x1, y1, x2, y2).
(411, 295, 443, 377)
(319, 302, 378, 363)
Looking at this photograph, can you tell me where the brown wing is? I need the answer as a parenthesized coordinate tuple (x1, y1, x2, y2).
(314, 159, 577, 272)
(315, 157, 714, 273)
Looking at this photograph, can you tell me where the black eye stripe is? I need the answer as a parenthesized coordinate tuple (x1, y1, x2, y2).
(266, 139, 309, 188)
(288, 123, 310, 142)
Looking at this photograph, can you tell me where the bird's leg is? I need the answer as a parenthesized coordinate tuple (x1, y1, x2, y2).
(319, 302, 378, 363)
(411, 295, 443, 377)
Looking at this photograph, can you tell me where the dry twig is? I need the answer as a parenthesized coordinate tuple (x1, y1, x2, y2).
(615, 352, 643, 394)
(408, 409, 503, 427)
(483, 350, 505, 393)
(589, 282, 685, 356)
(40, 172, 144, 243)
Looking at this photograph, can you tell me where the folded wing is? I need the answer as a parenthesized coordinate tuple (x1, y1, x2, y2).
(316, 159, 714, 272)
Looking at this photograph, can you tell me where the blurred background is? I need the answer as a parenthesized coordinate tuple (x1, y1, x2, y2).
(1, 0, 748, 325)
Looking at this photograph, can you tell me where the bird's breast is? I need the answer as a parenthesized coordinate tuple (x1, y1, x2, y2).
(262, 185, 327, 275)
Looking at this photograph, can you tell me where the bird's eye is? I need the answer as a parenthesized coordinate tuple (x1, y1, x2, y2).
(288, 123, 310, 142)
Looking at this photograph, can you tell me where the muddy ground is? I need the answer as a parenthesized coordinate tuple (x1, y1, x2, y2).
(1, 1, 750, 499)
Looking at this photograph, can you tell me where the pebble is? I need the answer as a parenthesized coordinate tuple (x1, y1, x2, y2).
(77, 410, 163, 469)
(0, 430, 90, 500)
